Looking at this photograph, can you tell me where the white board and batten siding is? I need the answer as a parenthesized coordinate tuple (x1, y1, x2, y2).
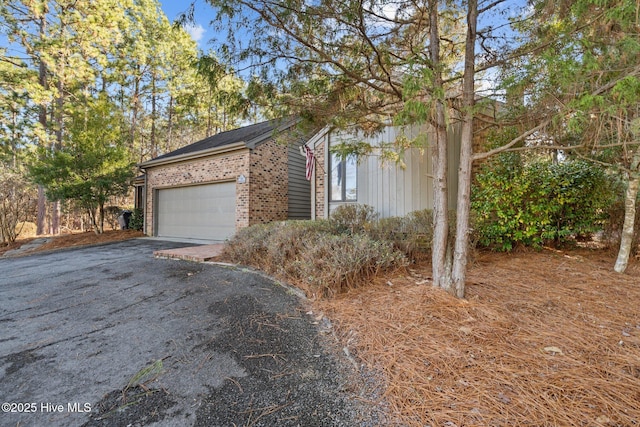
(328, 124, 460, 218)
(156, 182, 236, 241)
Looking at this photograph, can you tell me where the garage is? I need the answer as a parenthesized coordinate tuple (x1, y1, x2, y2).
(140, 118, 311, 240)
(156, 182, 236, 241)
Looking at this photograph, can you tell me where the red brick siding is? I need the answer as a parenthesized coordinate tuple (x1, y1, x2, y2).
(248, 139, 289, 225)
(144, 149, 250, 236)
(144, 138, 294, 236)
(313, 139, 326, 219)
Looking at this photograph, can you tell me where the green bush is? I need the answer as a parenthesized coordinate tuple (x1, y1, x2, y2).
(472, 156, 619, 251)
(129, 208, 144, 231)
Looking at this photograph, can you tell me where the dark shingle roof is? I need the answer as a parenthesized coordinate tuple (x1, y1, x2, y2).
(149, 118, 291, 162)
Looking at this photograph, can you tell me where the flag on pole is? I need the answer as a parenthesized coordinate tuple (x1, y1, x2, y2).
(304, 145, 315, 181)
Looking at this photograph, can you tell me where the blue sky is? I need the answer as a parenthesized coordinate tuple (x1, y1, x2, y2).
(159, 1, 217, 48)
(0, 1, 218, 59)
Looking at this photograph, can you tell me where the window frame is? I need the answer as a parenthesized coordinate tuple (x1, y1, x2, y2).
(329, 152, 357, 202)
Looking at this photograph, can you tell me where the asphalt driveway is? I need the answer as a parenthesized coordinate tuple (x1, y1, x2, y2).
(0, 239, 376, 426)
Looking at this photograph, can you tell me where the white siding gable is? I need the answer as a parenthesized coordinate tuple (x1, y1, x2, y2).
(326, 124, 460, 218)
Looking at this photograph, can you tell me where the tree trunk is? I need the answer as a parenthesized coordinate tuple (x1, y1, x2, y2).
(51, 18, 67, 236)
(51, 201, 60, 235)
(36, 186, 47, 235)
(431, 122, 451, 292)
(167, 95, 174, 151)
(451, 0, 478, 298)
(614, 149, 640, 273)
(151, 72, 157, 158)
(130, 71, 140, 155)
(207, 86, 213, 137)
(98, 203, 105, 234)
(0, 197, 7, 244)
(36, 13, 48, 236)
(89, 208, 100, 235)
(428, 0, 453, 293)
(10, 107, 18, 169)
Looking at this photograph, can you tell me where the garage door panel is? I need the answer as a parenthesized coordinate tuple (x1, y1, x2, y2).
(157, 182, 236, 241)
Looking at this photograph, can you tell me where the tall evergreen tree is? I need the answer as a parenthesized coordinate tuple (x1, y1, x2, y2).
(1, 0, 253, 235)
(1, 0, 131, 234)
(207, 0, 532, 297)
(208, 0, 640, 293)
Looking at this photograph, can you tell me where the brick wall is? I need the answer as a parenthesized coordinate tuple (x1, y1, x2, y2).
(144, 138, 305, 236)
(144, 149, 250, 236)
(313, 139, 326, 219)
(248, 139, 289, 225)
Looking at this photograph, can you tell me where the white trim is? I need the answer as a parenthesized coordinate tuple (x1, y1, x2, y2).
(305, 125, 331, 150)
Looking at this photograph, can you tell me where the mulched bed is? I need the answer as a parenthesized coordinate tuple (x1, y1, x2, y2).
(316, 249, 640, 426)
(0, 230, 144, 256)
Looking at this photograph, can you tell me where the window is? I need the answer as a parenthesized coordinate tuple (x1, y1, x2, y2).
(330, 153, 357, 202)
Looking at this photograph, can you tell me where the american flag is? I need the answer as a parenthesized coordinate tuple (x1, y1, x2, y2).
(304, 145, 314, 181)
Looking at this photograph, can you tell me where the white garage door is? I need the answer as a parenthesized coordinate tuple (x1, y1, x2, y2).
(156, 182, 236, 241)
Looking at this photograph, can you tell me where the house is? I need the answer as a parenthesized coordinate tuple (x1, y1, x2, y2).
(305, 96, 501, 220)
(138, 118, 311, 241)
(305, 124, 463, 220)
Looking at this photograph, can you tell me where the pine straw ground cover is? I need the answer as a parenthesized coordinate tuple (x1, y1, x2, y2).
(0, 229, 144, 256)
(315, 249, 640, 426)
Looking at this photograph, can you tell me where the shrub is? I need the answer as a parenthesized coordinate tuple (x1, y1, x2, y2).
(128, 208, 144, 231)
(15, 221, 37, 239)
(404, 209, 436, 254)
(330, 203, 377, 234)
(223, 222, 279, 267)
(367, 209, 434, 261)
(472, 156, 619, 251)
(297, 233, 407, 297)
(223, 219, 407, 297)
(104, 206, 121, 230)
(0, 169, 35, 244)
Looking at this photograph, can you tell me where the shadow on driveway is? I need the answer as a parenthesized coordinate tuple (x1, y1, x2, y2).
(0, 239, 380, 426)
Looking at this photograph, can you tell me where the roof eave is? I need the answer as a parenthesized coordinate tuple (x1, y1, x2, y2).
(305, 125, 332, 149)
(138, 141, 248, 169)
(245, 117, 301, 149)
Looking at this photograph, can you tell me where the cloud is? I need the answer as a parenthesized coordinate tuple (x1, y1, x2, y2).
(185, 23, 206, 42)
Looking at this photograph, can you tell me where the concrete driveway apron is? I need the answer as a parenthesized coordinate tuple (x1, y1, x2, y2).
(0, 239, 372, 426)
